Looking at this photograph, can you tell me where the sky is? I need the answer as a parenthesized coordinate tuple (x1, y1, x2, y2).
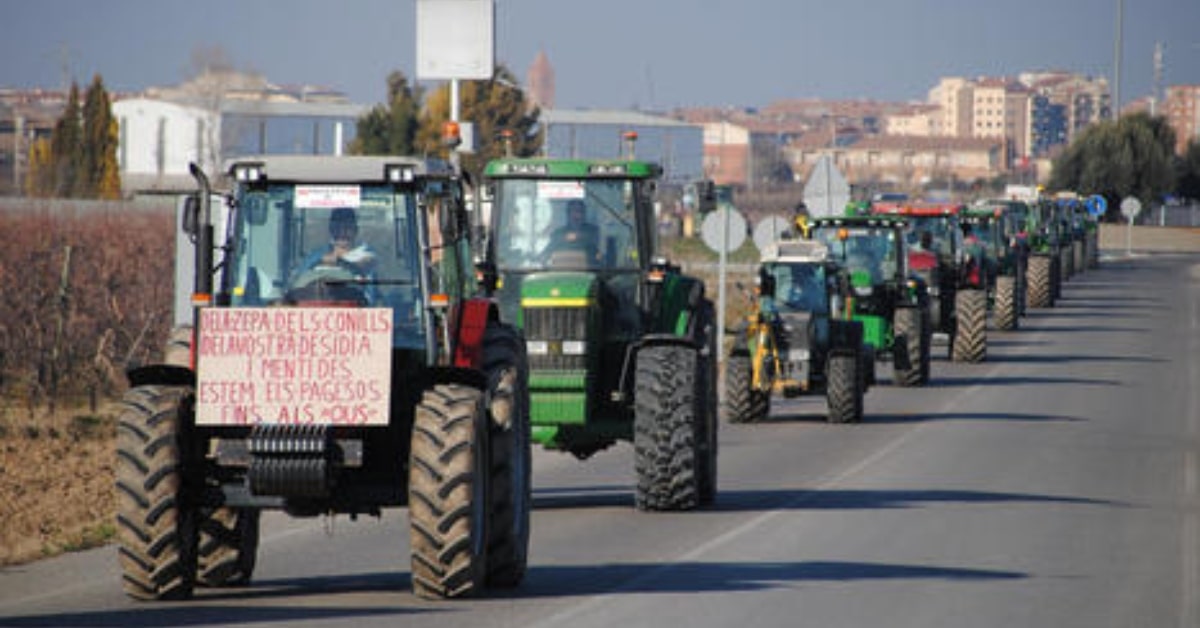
(3, 0, 1198, 111)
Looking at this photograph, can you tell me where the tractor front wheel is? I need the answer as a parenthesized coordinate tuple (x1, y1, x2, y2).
(409, 384, 489, 599)
(826, 353, 863, 424)
(634, 344, 700, 511)
(481, 323, 531, 588)
(994, 275, 1018, 331)
(951, 289, 987, 363)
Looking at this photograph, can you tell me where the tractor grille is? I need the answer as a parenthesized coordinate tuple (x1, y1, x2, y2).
(524, 306, 589, 370)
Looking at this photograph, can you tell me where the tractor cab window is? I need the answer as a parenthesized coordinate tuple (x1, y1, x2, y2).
(494, 179, 640, 272)
(228, 183, 425, 348)
(813, 226, 898, 283)
(906, 216, 958, 257)
(766, 262, 828, 313)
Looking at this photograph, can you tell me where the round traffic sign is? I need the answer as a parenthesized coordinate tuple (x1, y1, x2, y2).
(700, 207, 747, 254)
(1119, 196, 1142, 220)
(1086, 194, 1107, 217)
(752, 214, 793, 253)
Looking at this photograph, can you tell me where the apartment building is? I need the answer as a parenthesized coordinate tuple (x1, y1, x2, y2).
(1165, 85, 1200, 155)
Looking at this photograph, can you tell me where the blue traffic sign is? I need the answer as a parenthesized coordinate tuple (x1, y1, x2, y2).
(1085, 194, 1107, 217)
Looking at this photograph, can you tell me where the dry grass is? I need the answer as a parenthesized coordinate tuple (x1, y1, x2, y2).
(0, 404, 118, 566)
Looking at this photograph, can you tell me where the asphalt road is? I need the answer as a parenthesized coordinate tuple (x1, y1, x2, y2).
(1, 251, 1198, 628)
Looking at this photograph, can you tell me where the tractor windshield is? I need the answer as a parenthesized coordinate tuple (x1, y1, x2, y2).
(812, 226, 899, 284)
(493, 178, 640, 271)
(226, 183, 425, 347)
(765, 262, 828, 314)
(903, 215, 958, 256)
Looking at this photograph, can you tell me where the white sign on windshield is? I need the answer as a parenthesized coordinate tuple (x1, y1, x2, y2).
(296, 185, 362, 209)
(195, 307, 394, 426)
(537, 181, 586, 200)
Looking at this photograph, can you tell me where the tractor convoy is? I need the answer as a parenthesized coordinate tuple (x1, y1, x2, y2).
(116, 131, 1101, 602)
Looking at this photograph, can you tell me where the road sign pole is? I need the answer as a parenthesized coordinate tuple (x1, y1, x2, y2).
(717, 207, 729, 398)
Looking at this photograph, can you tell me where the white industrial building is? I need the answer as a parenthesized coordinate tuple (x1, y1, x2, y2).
(114, 88, 367, 194)
(540, 109, 704, 184)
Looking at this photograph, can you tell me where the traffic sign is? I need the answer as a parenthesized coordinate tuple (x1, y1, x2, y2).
(700, 207, 747, 254)
(752, 215, 793, 253)
(1086, 194, 1107, 217)
(1120, 196, 1142, 220)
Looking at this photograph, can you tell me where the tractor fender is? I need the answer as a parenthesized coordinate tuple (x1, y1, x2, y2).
(426, 365, 488, 392)
(452, 297, 498, 370)
(827, 318, 864, 351)
(614, 333, 703, 405)
(126, 364, 196, 389)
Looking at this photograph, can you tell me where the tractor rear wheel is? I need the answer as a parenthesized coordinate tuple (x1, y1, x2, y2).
(196, 507, 259, 587)
(951, 289, 987, 363)
(634, 344, 700, 511)
(1027, 256, 1053, 308)
(892, 307, 925, 387)
(481, 323, 531, 588)
(115, 385, 198, 601)
(724, 354, 759, 423)
(994, 276, 1018, 331)
(695, 301, 719, 506)
(409, 384, 488, 599)
(826, 353, 863, 424)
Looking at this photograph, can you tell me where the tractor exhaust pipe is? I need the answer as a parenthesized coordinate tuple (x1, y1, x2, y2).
(189, 162, 215, 305)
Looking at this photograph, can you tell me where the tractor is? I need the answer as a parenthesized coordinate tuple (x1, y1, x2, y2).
(116, 155, 532, 602)
(871, 202, 989, 362)
(1024, 198, 1067, 308)
(480, 138, 717, 511)
(963, 201, 1030, 332)
(808, 215, 932, 387)
(725, 238, 869, 424)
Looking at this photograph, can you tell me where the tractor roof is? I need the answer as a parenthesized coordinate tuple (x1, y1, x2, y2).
(809, 214, 909, 230)
(760, 239, 829, 264)
(484, 158, 662, 179)
(224, 155, 456, 183)
(871, 201, 964, 217)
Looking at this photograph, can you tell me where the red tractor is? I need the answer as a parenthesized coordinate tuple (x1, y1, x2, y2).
(870, 202, 989, 362)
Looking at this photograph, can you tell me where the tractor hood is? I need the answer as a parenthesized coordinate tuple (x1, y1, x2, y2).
(519, 272, 598, 307)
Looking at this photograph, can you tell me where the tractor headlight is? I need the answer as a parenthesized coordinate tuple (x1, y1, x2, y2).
(853, 285, 874, 297)
(562, 340, 587, 355)
(526, 340, 549, 355)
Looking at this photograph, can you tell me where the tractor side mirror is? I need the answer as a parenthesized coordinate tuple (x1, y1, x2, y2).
(181, 195, 199, 236)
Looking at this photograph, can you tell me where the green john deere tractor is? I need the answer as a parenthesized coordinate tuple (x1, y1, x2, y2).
(808, 215, 932, 387)
(480, 153, 717, 511)
(1025, 199, 1067, 308)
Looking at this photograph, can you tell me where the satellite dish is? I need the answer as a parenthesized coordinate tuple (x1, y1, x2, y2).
(753, 215, 793, 253)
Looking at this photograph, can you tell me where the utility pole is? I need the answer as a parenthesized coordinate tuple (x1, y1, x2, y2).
(1150, 42, 1164, 117)
(1112, 0, 1123, 119)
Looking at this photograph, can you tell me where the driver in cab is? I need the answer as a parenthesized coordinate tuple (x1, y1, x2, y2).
(303, 207, 377, 277)
(541, 199, 600, 266)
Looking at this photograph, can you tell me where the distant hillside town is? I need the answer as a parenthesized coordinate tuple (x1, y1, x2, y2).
(1, 50, 1198, 199)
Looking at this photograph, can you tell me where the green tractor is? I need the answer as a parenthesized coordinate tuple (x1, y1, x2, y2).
(808, 215, 932, 387)
(962, 201, 1031, 332)
(480, 150, 717, 511)
(725, 238, 870, 424)
(1024, 199, 1067, 308)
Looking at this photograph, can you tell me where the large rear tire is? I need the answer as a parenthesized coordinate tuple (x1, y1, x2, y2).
(951, 289, 987, 363)
(409, 384, 488, 599)
(481, 323, 531, 589)
(1027, 255, 1053, 309)
(634, 344, 700, 511)
(892, 307, 925, 387)
(196, 507, 259, 587)
(826, 354, 863, 424)
(695, 302, 719, 507)
(724, 354, 767, 423)
(115, 385, 198, 601)
(993, 275, 1018, 331)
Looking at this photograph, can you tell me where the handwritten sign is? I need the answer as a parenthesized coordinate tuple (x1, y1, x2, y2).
(195, 308, 393, 426)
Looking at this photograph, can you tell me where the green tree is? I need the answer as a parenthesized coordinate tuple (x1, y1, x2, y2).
(50, 82, 83, 198)
(1175, 139, 1200, 201)
(1049, 112, 1176, 220)
(415, 65, 541, 176)
(79, 74, 121, 199)
(351, 71, 423, 156)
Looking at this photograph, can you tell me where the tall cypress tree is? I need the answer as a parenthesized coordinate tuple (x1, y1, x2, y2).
(80, 74, 120, 199)
(50, 82, 83, 197)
